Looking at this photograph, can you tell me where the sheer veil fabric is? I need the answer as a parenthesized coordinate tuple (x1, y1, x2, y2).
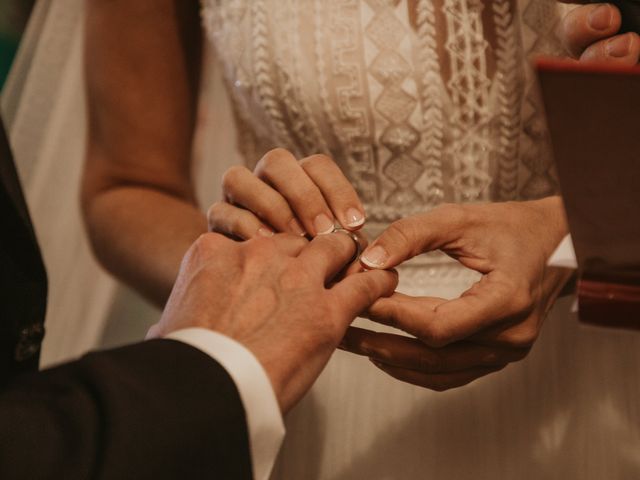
(1, 0, 115, 365)
(1, 0, 239, 364)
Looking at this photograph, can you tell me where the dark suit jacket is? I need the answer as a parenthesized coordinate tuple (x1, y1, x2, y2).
(0, 119, 253, 478)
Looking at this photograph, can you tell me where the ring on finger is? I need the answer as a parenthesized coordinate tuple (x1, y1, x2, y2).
(332, 227, 362, 264)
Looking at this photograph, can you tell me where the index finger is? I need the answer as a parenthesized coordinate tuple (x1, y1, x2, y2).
(300, 154, 366, 231)
(359, 204, 469, 270)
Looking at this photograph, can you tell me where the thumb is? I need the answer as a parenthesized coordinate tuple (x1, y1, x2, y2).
(359, 205, 465, 269)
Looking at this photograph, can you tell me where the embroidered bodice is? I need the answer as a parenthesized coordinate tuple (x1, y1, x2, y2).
(202, 0, 564, 230)
(201, 0, 567, 291)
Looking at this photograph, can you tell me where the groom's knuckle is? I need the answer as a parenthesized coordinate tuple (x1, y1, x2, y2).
(259, 148, 294, 173)
(503, 326, 537, 349)
(191, 233, 224, 259)
(245, 236, 277, 260)
(221, 165, 248, 191)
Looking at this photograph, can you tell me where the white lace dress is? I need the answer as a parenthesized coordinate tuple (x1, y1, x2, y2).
(202, 1, 640, 479)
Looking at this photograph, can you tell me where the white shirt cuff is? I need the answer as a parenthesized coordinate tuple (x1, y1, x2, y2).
(165, 328, 285, 480)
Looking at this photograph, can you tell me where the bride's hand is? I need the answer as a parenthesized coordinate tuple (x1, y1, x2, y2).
(557, 2, 640, 64)
(340, 197, 574, 391)
(208, 148, 366, 239)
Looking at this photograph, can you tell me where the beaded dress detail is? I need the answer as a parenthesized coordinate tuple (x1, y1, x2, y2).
(200, 2, 577, 479)
(202, 0, 564, 294)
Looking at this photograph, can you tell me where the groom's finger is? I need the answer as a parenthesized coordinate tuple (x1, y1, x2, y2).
(270, 233, 310, 257)
(365, 273, 522, 347)
(359, 204, 469, 270)
(370, 361, 506, 392)
(341, 327, 525, 373)
(208, 201, 274, 239)
(331, 270, 398, 321)
(297, 230, 358, 281)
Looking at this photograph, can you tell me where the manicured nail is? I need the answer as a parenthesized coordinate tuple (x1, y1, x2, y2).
(606, 34, 632, 58)
(257, 227, 275, 237)
(345, 208, 365, 228)
(588, 4, 613, 31)
(289, 218, 306, 236)
(360, 245, 389, 269)
(314, 213, 335, 235)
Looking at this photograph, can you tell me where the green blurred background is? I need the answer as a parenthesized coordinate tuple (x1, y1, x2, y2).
(0, 0, 36, 90)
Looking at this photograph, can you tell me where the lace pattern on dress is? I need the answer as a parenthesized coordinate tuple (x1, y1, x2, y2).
(201, 0, 564, 279)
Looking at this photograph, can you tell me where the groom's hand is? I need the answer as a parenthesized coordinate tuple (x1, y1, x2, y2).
(147, 231, 397, 412)
(341, 197, 573, 391)
(557, 2, 640, 64)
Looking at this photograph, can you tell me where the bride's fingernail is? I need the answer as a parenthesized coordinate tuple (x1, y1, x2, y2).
(289, 218, 306, 236)
(345, 208, 365, 228)
(257, 227, 275, 237)
(360, 245, 389, 268)
(314, 213, 335, 235)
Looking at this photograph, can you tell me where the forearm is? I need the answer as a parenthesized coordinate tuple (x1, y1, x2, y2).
(83, 0, 203, 306)
(84, 186, 207, 306)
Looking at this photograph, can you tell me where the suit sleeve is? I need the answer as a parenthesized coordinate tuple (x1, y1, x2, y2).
(0, 339, 253, 479)
(166, 329, 285, 480)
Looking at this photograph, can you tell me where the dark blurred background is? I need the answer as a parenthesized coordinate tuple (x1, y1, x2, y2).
(0, 0, 35, 89)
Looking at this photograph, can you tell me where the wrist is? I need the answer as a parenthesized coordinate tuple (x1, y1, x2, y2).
(532, 195, 570, 251)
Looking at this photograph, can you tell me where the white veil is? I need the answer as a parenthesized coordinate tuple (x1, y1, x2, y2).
(1, 0, 241, 366)
(2, 0, 116, 366)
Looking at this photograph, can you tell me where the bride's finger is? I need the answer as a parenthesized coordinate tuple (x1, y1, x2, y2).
(558, 3, 620, 58)
(365, 273, 519, 348)
(300, 154, 366, 230)
(266, 233, 310, 257)
(369, 361, 506, 392)
(222, 165, 306, 236)
(207, 201, 274, 239)
(359, 204, 475, 270)
(580, 32, 640, 65)
(255, 149, 336, 236)
(341, 327, 525, 373)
